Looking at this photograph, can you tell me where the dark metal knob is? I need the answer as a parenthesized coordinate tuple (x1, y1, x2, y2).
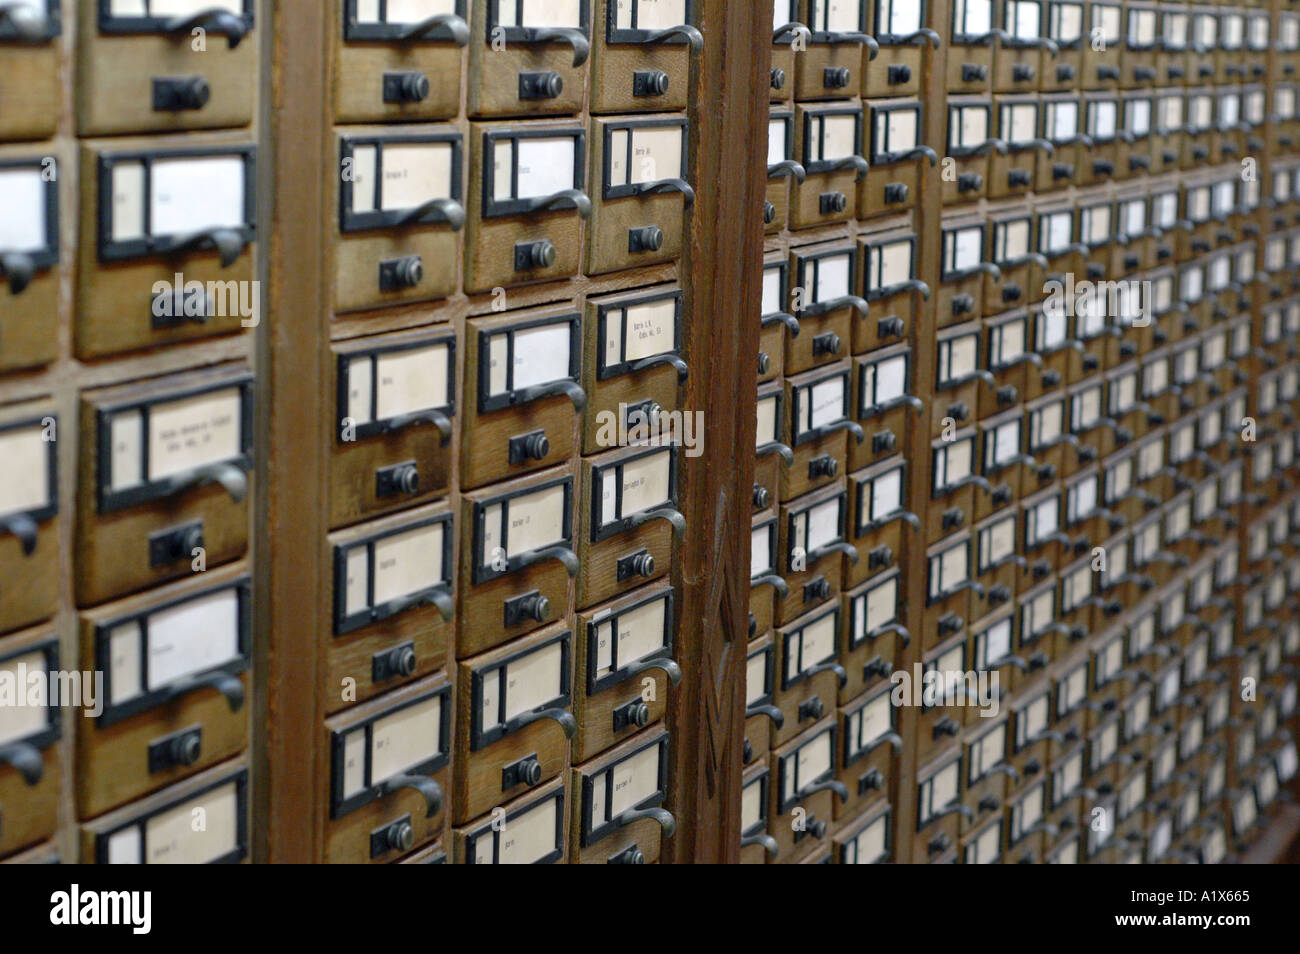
(393, 645, 417, 678)
(948, 402, 970, 421)
(171, 734, 201, 767)
(1042, 370, 1061, 387)
(888, 64, 911, 84)
(179, 526, 204, 558)
(951, 295, 975, 315)
(873, 431, 897, 453)
(771, 67, 787, 90)
(957, 173, 983, 192)
(810, 819, 828, 838)
(997, 386, 1018, 405)
(869, 545, 893, 569)
(884, 183, 909, 203)
(821, 191, 849, 214)
(799, 696, 825, 721)
(810, 455, 839, 478)
(393, 463, 419, 495)
(743, 738, 754, 763)
(394, 256, 423, 288)
(961, 64, 987, 82)
(615, 847, 647, 864)
(878, 317, 905, 338)
(942, 507, 965, 530)
(627, 701, 652, 728)
(525, 239, 557, 269)
(809, 578, 831, 601)
(1012, 64, 1034, 82)
(631, 552, 656, 578)
(630, 226, 664, 252)
(764, 201, 776, 224)
(757, 351, 771, 374)
(521, 432, 550, 460)
(824, 66, 851, 89)
(754, 485, 771, 509)
(526, 594, 551, 623)
(517, 756, 544, 787)
(813, 331, 841, 356)
(635, 69, 671, 96)
(400, 72, 431, 102)
(388, 821, 415, 853)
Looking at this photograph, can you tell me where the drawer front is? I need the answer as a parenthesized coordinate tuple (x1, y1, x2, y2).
(76, 137, 258, 358)
(76, 367, 253, 606)
(330, 326, 457, 526)
(0, 628, 61, 857)
(589, 0, 698, 114)
(453, 775, 568, 863)
(324, 676, 452, 863)
(570, 725, 672, 863)
(468, 0, 589, 117)
(75, 567, 251, 818)
(0, 409, 58, 634)
(0, 1, 60, 140)
(0, 148, 61, 370)
(76, 0, 257, 136)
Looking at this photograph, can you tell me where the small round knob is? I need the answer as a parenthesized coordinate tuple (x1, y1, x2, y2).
(770, 67, 786, 90)
(753, 484, 771, 509)
(628, 701, 652, 728)
(179, 526, 204, 557)
(517, 756, 544, 787)
(811, 578, 831, 600)
(529, 594, 551, 623)
(528, 240, 557, 269)
(633, 226, 664, 252)
(179, 77, 211, 110)
(824, 66, 851, 89)
(764, 201, 776, 225)
(171, 734, 201, 767)
(632, 552, 656, 578)
(523, 432, 550, 460)
(758, 351, 771, 374)
(1042, 370, 1061, 387)
(400, 72, 431, 102)
(388, 821, 415, 853)
(743, 738, 754, 763)
(395, 464, 419, 495)
(827, 192, 848, 213)
(641, 402, 663, 427)
(806, 697, 824, 719)
(875, 431, 897, 452)
(645, 70, 670, 95)
(861, 769, 884, 791)
(538, 71, 564, 99)
(810, 819, 828, 838)
(749, 613, 757, 638)
(949, 402, 970, 421)
(879, 317, 905, 338)
(396, 256, 423, 288)
(393, 645, 417, 678)
(618, 847, 647, 864)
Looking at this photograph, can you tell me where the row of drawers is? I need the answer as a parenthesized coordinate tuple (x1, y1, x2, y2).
(0, 0, 708, 142)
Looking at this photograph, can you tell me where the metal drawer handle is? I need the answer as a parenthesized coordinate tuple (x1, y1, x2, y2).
(751, 573, 790, 597)
(379, 408, 452, 445)
(527, 26, 589, 66)
(767, 159, 807, 183)
(621, 655, 683, 687)
(515, 544, 580, 578)
(0, 250, 35, 295)
(0, 511, 38, 556)
(158, 462, 248, 503)
(396, 13, 470, 46)
(616, 804, 677, 835)
(0, 741, 42, 786)
(396, 197, 467, 230)
(372, 584, 454, 624)
(167, 227, 248, 267)
(379, 774, 443, 818)
(625, 506, 686, 539)
(741, 831, 780, 858)
(514, 379, 587, 411)
(160, 669, 245, 713)
(165, 8, 250, 49)
(630, 353, 689, 383)
(643, 24, 703, 52)
(509, 706, 578, 739)
(632, 178, 696, 205)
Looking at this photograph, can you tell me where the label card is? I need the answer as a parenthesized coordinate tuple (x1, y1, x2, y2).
(0, 423, 50, 519)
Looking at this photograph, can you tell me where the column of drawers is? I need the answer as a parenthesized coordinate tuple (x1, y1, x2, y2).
(1, 0, 261, 865)
(318, 0, 701, 864)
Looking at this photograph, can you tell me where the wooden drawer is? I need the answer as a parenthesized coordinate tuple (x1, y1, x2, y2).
(569, 726, 672, 863)
(0, 147, 61, 370)
(0, 627, 60, 858)
(0, 406, 58, 634)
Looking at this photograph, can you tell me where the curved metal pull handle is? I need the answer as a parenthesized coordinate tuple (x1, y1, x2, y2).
(756, 441, 794, 466)
(807, 540, 860, 565)
(528, 26, 590, 66)
(1005, 351, 1043, 369)
(966, 369, 997, 387)
(380, 408, 452, 445)
(516, 544, 580, 578)
(867, 622, 910, 648)
(167, 227, 247, 267)
(514, 379, 587, 410)
(160, 669, 245, 713)
(949, 261, 1002, 282)
(165, 8, 250, 49)
(804, 294, 868, 317)
(159, 462, 247, 503)
(741, 831, 780, 858)
(746, 703, 785, 728)
(397, 12, 470, 46)
(812, 419, 865, 445)
(630, 353, 689, 383)
(751, 573, 790, 598)
(0, 741, 42, 786)
(889, 145, 940, 167)
(622, 655, 683, 687)
(380, 774, 443, 818)
(761, 311, 801, 337)
(767, 159, 807, 183)
(969, 28, 1012, 46)
(643, 24, 703, 52)
(632, 178, 695, 205)
(803, 778, 850, 802)
(774, 22, 812, 45)
(952, 474, 992, 494)
(519, 188, 593, 218)
(870, 509, 921, 533)
(873, 730, 906, 753)
(0, 250, 35, 295)
(969, 138, 1010, 156)
(878, 279, 932, 299)
(625, 507, 686, 539)
(932, 801, 976, 821)
(373, 585, 454, 624)
(804, 661, 848, 686)
(950, 580, 986, 597)
(396, 197, 467, 230)
(616, 804, 677, 836)
(512, 706, 578, 739)
(1028, 137, 1055, 155)
(823, 155, 870, 181)
(1023, 37, 1060, 55)
(827, 32, 880, 59)
(0, 511, 38, 557)
(988, 763, 1020, 783)
(900, 28, 942, 48)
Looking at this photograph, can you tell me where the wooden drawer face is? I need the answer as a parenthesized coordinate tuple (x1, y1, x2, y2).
(582, 284, 686, 454)
(836, 685, 898, 820)
(327, 503, 455, 713)
(333, 0, 468, 123)
(0, 2, 60, 140)
(330, 326, 456, 526)
(744, 634, 778, 767)
(739, 762, 774, 863)
(833, 800, 892, 863)
(465, 120, 590, 292)
(784, 363, 853, 500)
(333, 125, 465, 313)
(0, 628, 61, 857)
(76, 0, 257, 136)
(0, 149, 61, 370)
(770, 718, 842, 863)
(325, 676, 452, 863)
(453, 775, 568, 862)
(589, 0, 698, 114)
(840, 569, 903, 701)
(454, 622, 575, 823)
(586, 114, 692, 274)
(468, 0, 590, 117)
(458, 465, 577, 656)
(76, 366, 253, 607)
(75, 567, 251, 818)
(463, 308, 583, 490)
(577, 442, 681, 608)
(773, 602, 843, 747)
(570, 725, 671, 864)
(81, 761, 249, 863)
(76, 136, 257, 359)
(573, 583, 679, 762)
(0, 408, 58, 634)
(791, 102, 865, 228)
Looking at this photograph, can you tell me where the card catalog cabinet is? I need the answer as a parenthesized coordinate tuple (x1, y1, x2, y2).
(5, 0, 1298, 868)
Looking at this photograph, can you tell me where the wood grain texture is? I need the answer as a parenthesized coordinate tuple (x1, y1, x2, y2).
(0, 44, 58, 140)
(663, 0, 768, 864)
